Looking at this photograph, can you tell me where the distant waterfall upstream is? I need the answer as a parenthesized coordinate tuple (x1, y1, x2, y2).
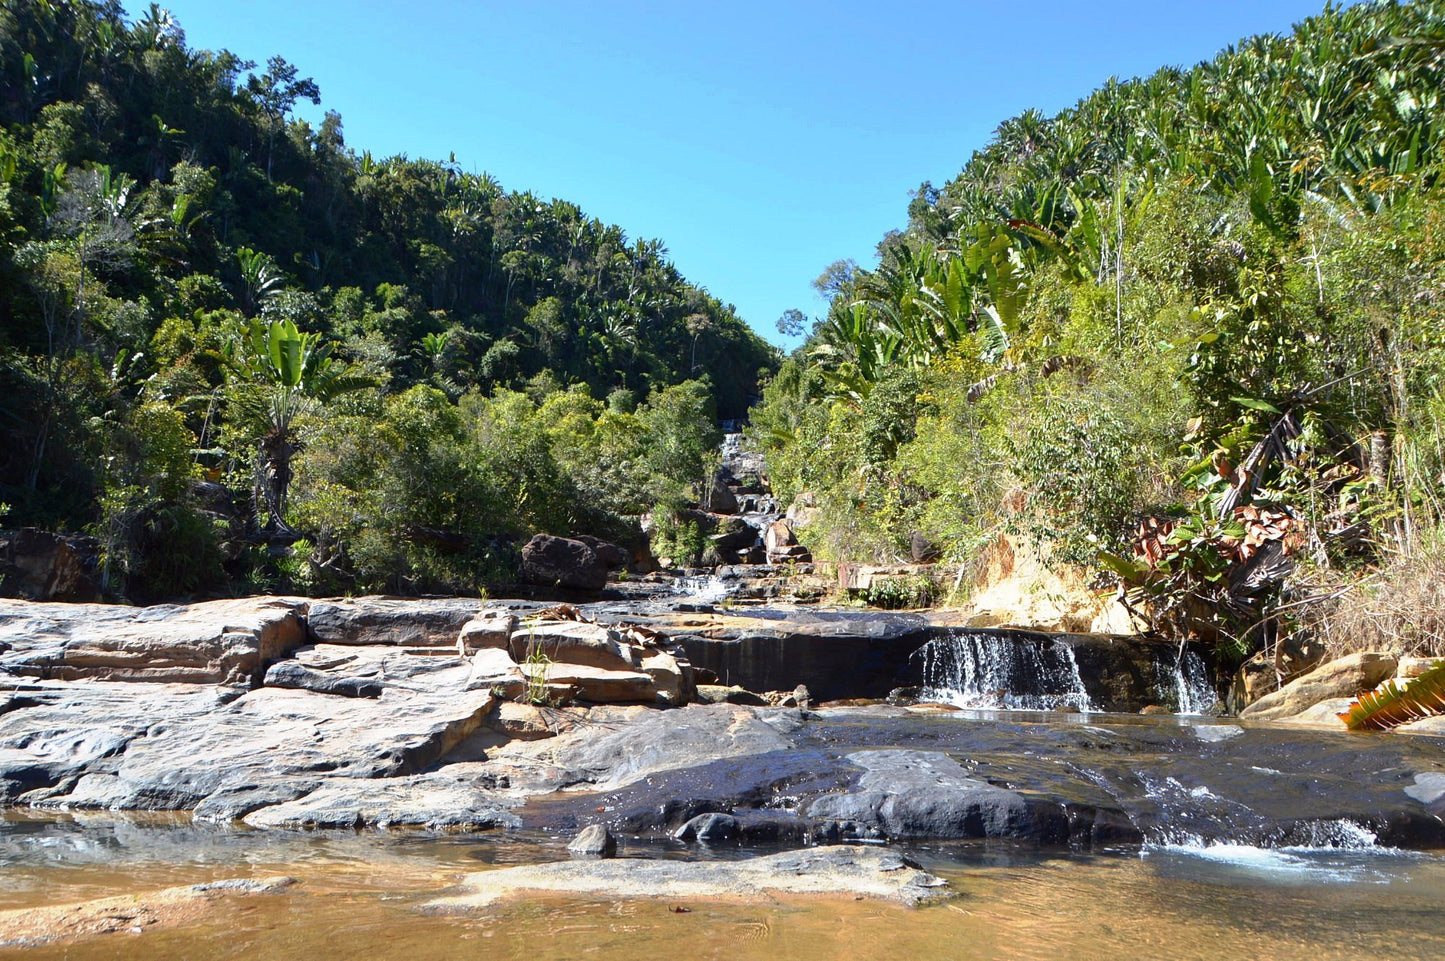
(915, 629, 1095, 712)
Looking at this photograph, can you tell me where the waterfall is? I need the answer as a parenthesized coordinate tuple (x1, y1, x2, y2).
(916, 629, 1095, 712)
(1155, 646, 1220, 716)
(672, 575, 732, 603)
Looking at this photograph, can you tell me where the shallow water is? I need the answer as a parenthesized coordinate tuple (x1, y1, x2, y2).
(5, 813, 1445, 961)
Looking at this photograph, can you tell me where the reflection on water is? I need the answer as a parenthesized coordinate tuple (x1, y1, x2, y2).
(5, 814, 1445, 961)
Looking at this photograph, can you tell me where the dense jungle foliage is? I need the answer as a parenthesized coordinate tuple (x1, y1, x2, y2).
(751, 0, 1445, 658)
(0, 1, 776, 599)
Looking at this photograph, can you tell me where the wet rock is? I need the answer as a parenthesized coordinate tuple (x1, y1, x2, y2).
(0, 597, 306, 685)
(535, 703, 800, 791)
(673, 812, 740, 843)
(1241, 652, 1398, 721)
(567, 823, 617, 857)
(520, 535, 607, 591)
(306, 596, 480, 647)
(0, 875, 297, 948)
(805, 749, 1040, 840)
(430, 846, 953, 909)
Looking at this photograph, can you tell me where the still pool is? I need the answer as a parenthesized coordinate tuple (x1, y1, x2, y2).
(4, 813, 1445, 961)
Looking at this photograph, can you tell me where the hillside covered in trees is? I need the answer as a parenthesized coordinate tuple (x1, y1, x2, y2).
(0, 1, 777, 599)
(752, 0, 1445, 660)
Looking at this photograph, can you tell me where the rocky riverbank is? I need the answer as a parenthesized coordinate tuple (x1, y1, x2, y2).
(3, 595, 1444, 851)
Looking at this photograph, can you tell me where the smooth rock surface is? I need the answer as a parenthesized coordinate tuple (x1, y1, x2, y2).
(241, 767, 519, 830)
(430, 846, 952, 909)
(457, 610, 515, 654)
(805, 750, 1035, 840)
(509, 620, 640, 671)
(567, 823, 617, 857)
(0, 597, 306, 684)
(1241, 652, 1398, 721)
(306, 596, 481, 647)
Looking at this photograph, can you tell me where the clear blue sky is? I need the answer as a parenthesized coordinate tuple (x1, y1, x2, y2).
(149, 1, 1350, 346)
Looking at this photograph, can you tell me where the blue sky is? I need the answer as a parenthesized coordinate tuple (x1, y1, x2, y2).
(153, 1, 1350, 346)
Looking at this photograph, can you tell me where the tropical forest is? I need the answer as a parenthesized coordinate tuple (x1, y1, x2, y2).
(7, 3, 1445, 956)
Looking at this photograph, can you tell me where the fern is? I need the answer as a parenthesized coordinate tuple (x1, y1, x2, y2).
(1338, 660, 1445, 731)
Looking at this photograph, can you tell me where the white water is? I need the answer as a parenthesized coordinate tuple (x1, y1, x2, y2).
(672, 575, 732, 604)
(1145, 820, 1415, 884)
(919, 630, 1095, 712)
(1171, 648, 1220, 716)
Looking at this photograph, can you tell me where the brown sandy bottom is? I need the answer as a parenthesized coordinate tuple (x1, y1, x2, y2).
(6, 848, 1445, 961)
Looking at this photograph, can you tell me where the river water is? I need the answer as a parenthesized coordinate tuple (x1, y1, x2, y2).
(5, 810, 1445, 961)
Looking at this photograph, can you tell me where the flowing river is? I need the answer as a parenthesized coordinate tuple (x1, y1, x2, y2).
(6, 806, 1445, 960)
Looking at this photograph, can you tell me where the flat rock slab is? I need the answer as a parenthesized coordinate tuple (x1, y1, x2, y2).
(0, 681, 237, 803)
(305, 596, 482, 646)
(13, 678, 495, 819)
(242, 767, 520, 831)
(0, 876, 296, 949)
(429, 846, 951, 908)
(0, 597, 307, 684)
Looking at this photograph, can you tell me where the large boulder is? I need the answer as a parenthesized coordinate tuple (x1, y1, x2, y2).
(1240, 652, 1398, 721)
(519, 535, 607, 591)
(524, 662, 658, 704)
(711, 516, 758, 554)
(573, 536, 629, 570)
(701, 475, 739, 515)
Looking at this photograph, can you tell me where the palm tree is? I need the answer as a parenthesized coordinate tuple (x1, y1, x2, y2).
(222, 319, 373, 538)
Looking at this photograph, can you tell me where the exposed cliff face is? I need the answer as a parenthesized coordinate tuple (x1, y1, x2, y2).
(959, 534, 1136, 634)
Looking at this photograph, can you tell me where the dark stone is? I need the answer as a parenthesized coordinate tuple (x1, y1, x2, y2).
(575, 536, 629, 570)
(0, 529, 101, 602)
(701, 475, 739, 515)
(910, 532, 943, 564)
(674, 812, 741, 843)
(263, 661, 384, 698)
(520, 535, 608, 591)
(567, 823, 617, 857)
(711, 517, 758, 553)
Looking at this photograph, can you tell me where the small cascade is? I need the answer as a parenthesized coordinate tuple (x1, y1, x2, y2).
(1153, 646, 1220, 716)
(672, 574, 732, 604)
(915, 629, 1095, 712)
(1173, 648, 1220, 716)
